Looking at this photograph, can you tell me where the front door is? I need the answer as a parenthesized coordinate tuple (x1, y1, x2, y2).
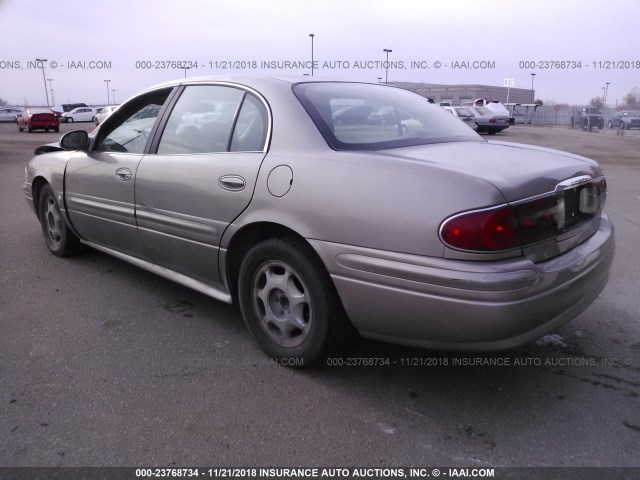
(65, 88, 173, 258)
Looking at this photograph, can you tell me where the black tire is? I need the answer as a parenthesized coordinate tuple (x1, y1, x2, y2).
(67, 117, 74, 123)
(45, 127, 49, 132)
(53, 126, 59, 133)
(37, 184, 81, 257)
(570, 117, 575, 128)
(27, 125, 33, 133)
(598, 119, 604, 130)
(238, 237, 337, 366)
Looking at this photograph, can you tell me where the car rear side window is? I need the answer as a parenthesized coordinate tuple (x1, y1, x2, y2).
(157, 86, 244, 154)
(230, 94, 268, 152)
(293, 82, 480, 150)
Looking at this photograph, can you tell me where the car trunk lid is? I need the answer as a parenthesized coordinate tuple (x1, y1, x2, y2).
(381, 140, 602, 202)
(377, 140, 606, 261)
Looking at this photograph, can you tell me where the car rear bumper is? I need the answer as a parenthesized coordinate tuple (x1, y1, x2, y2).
(29, 121, 59, 128)
(309, 214, 614, 351)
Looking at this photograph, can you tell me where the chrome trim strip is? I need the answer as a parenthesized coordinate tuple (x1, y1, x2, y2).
(555, 175, 593, 191)
(81, 240, 232, 304)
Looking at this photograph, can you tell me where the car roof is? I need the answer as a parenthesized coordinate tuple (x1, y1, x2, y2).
(136, 75, 385, 95)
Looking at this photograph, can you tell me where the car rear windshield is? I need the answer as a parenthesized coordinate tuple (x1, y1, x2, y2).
(293, 82, 480, 150)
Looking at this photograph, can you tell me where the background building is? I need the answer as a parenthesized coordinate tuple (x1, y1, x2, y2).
(392, 82, 535, 105)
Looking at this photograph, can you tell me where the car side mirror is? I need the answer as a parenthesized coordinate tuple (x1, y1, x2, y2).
(60, 130, 90, 151)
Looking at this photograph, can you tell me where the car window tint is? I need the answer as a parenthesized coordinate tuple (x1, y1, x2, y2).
(94, 89, 171, 154)
(230, 94, 268, 152)
(294, 83, 480, 150)
(157, 85, 244, 154)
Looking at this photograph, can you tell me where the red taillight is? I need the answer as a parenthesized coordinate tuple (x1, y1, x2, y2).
(489, 118, 497, 123)
(440, 206, 521, 251)
(441, 195, 564, 253)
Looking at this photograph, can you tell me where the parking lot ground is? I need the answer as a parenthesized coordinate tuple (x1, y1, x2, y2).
(1, 122, 639, 469)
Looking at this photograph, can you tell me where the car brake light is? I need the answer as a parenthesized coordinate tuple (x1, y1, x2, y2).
(440, 206, 520, 251)
(489, 118, 497, 123)
(440, 195, 562, 252)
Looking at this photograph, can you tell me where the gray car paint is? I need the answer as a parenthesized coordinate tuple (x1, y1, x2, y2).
(24, 76, 614, 351)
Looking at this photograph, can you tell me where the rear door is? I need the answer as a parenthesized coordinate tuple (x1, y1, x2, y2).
(135, 84, 270, 286)
(65, 88, 174, 258)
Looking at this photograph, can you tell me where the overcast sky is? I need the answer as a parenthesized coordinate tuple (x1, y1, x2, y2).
(1, 0, 638, 107)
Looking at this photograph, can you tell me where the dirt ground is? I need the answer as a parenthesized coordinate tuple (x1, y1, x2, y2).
(495, 124, 640, 167)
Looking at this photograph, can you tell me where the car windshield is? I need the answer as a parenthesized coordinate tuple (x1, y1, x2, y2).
(293, 82, 480, 150)
(623, 111, 639, 117)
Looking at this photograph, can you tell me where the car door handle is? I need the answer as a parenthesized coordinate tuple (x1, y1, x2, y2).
(219, 175, 246, 191)
(115, 167, 132, 181)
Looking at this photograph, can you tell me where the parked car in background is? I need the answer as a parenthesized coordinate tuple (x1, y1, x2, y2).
(17, 108, 60, 132)
(463, 98, 511, 118)
(443, 106, 477, 130)
(94, 105, 119, 125)
(61, 107, 97, 123)
(0, 106, 24, 122)
(24, 77, 614, 365)
(468, 106, 510, 134)
(608, 111, 640, 130)
(51, 103, 89, 120)
(571, 107, 604, 131)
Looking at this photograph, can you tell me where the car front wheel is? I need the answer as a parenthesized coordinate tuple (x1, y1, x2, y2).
(238, 238, 335, 365)
(67, 117, 74, 123)
(38, 185, 81, 257)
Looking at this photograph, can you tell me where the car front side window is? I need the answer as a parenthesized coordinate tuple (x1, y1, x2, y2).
(94, 89, 171, 154)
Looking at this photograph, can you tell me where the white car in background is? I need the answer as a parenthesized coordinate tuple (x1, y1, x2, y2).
(0, 106, 24, 122)
(443, 106, 477, 130)
(468, 106, 510, 134)
(94, 105, 119, 125)
(61, 107, 97, 123)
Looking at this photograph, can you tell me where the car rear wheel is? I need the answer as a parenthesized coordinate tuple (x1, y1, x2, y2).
(238, 237, 335, 366)
(27, 125, 33, 132)
(38, 185, 81, 257)
(53, 126, 59, 133)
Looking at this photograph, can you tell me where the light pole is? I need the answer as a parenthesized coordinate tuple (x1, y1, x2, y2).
(36, 58, 50, 106)
(104, 80, 111, 105)
(602, 87, 606, 106)
(604, 82, 610, 108)
(377, 77, 382, 83)
(383, 49, 392, 83)
(46, 78, 55, 106)
(530, 73, 536, 103)
(112, 89, 116, 104)
(309, 34, 315, 76)
(183, 66, 191, 78)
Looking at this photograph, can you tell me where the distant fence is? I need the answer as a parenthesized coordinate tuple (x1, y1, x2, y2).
(522, 107, 622, 127)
